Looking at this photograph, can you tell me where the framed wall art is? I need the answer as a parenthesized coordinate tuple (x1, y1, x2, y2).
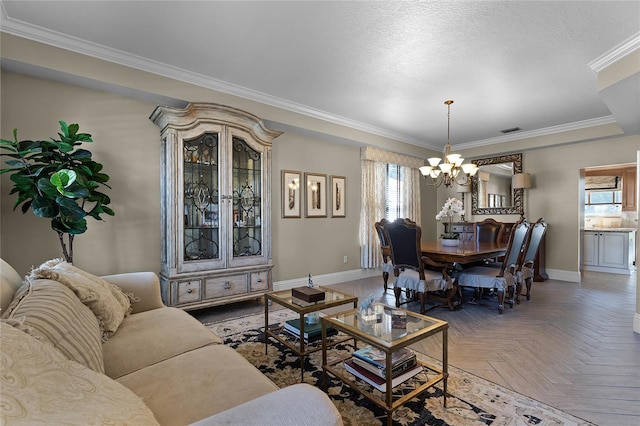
(304, 172, 327, 218)
(281, 170, 301, 218)
(330, 176, 346, 217)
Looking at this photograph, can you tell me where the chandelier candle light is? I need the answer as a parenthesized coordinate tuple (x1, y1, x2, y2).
(436, 197, 465, 246)
(420, 100, 479, 188)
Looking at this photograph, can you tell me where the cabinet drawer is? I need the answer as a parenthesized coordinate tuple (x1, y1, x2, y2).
(205, 274, 248, 299)
(452, 225, 473, 233)
(175, 280, 201, 304)
(250, 271, 269, 291)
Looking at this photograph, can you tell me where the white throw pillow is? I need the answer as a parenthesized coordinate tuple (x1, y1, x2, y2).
(28, 259, 132, 341)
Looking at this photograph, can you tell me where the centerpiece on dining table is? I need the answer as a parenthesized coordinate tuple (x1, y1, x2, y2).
(436, 197, 465, 246)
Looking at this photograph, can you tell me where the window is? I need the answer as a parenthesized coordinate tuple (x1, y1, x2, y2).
(385, 164, 402, 221)
(585, 189, 622, 214)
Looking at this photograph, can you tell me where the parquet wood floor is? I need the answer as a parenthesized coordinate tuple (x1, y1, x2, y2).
(192, 271, 640, 426)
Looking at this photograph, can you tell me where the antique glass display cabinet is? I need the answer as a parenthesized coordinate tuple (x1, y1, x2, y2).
(150, 103, 282, 309)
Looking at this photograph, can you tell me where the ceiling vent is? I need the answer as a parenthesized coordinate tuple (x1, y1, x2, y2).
(500, 127, 522, 134)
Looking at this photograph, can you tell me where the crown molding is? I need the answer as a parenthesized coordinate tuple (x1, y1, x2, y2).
(0, 7, 624, 153)
(455, 115, 618, 150)
(588, 31, 640, 73)
(0, 11, 428, 148)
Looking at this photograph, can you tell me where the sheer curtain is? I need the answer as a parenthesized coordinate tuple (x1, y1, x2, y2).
(360, 147, 424, 269)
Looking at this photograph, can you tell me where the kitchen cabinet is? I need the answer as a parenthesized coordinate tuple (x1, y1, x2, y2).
(150, 103, 282, 310)
(622, 167, 636, 211)
(583, 230, 636, 274)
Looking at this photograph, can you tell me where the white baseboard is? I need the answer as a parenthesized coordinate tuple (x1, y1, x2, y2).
(273, 268, 380, 291)
(545, 269, 581, 282)
(274, 267, 583, 290)
(634, 313, 640, 334)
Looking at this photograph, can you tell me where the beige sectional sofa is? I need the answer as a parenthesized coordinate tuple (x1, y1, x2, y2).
(0, 258, 342, 425)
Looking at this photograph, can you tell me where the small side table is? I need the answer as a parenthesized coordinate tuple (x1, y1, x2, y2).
(264, 286, 358, 380)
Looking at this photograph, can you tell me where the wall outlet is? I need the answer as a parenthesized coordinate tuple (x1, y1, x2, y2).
(343, 256, 348, 264)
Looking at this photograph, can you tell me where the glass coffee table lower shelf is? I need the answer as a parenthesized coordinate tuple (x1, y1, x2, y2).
(321, 305, 448, 426)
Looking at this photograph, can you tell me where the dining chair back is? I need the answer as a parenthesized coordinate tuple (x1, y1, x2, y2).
(374, 219, 393, 292)
(516, 218, 548, 303)
(474, 218, 505, 243)
(384, 218, 456, 313)
(501, 218, 530, 274)
(473, 218, 506, 264)
(456, 218, 530, 314)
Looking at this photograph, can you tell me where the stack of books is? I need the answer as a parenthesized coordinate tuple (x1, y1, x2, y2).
(282, 318, 337, 343)
(345, 345, 421, 392)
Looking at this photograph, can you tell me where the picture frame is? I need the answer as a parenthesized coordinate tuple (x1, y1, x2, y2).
(281, 170, 301, 218)
(304, 172, 327, 218)
(330, 176, 346, 217)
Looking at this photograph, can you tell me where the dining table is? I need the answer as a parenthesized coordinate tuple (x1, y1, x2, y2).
(420, 241, 507, 266)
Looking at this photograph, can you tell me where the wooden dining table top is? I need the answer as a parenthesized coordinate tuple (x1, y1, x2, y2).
(420, 241, 507, 265)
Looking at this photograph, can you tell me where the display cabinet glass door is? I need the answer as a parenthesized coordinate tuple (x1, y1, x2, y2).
(183, 133, 220, 262)
(232, 136, 262, 258)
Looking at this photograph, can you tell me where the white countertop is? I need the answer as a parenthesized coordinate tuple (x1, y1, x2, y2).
(583, 227, 637, 232)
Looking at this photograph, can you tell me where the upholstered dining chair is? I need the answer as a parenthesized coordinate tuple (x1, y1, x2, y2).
(384, 218, 457, 313)
(374, 219, 394, 292)
(515, 218, 548, 304)
(474, 218, 505, 243)
(455, 218, 530, 314)
(474, 218, 505, 264)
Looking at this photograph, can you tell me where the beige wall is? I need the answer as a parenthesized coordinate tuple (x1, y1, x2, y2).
(1, 72, 162, 277)
(1, 34, 638, 284)
(271, 131, 362, 279)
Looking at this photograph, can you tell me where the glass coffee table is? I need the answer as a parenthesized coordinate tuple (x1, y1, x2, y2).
(321, 305, 448, 426)
(264, 286, 358, 380)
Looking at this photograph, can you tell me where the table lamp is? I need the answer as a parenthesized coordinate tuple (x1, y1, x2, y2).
(456, 183, 471, 222)
(512, 173, 532, 219)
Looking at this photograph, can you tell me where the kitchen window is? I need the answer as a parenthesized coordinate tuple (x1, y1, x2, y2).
(585, 189, 622, 215)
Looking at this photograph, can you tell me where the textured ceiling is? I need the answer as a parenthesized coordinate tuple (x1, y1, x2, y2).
(1, 1, 639, 151)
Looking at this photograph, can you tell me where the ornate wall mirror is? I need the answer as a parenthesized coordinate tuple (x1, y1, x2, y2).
(471, 153, 523, 215)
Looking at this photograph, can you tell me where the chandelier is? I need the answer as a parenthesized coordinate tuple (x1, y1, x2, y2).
(419, 100, 478, 188)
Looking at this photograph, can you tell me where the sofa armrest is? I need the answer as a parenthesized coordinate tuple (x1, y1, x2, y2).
(189, 383, 342, 426)
(101, 272, 164, 314)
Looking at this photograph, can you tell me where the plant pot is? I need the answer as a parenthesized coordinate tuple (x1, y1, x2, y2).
(441, 238, 460, 247)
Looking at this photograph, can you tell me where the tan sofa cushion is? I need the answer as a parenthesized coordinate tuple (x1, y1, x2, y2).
(117, 344, 278, 426)
(103, 307, 222, 379)
(0, 321, 159, 425)
(29, 259, 131, 340)
(2, 278, 104, 373)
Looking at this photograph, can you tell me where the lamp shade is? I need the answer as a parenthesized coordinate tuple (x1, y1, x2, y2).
(512, 173, 532, 189)
(456, 183, 471, 193)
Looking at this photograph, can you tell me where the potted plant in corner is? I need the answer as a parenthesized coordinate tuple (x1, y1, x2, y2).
(436, 197, 464, 246)
(0, 121, 114, 263)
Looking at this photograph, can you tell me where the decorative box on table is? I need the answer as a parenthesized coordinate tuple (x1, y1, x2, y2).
(292, 286, 325, 303)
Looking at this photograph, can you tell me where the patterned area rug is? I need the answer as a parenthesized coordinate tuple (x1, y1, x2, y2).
(207, 311, 594, 426)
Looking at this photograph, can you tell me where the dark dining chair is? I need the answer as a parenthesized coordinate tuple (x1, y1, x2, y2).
(474, 218, 505, 264)
(456, 218, 530, 314)
(384, 218, 457, 313)
(516, 218, 548, 304)
(474, 218, 505, 243)
(374, 219, 394, 292)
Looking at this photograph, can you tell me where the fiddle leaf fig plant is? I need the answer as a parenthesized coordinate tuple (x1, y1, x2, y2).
(0, 121, 114, 263)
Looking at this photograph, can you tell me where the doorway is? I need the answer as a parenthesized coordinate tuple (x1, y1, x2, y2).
(580, 162, 637, 275)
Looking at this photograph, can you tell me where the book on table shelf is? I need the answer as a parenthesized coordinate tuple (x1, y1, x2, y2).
(344, 358, 422, 392)
(353, 345, 416, 370)
(352, 354, 417, 379)
(283, 319, 338, 342)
